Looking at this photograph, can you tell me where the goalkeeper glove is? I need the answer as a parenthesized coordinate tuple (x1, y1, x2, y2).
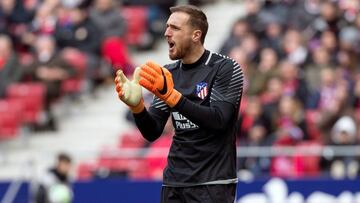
(114, 67, 144, 113)
(139, 61, 182, 107)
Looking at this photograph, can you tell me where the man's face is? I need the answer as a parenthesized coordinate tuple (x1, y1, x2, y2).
(58, 161, 71, 176)
(164, 12, 194, 60)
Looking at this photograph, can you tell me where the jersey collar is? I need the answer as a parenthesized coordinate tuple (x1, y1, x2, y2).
(180, 50, 210, 70)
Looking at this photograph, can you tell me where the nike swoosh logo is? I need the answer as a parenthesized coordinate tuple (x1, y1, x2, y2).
(157, 68, 168, 95)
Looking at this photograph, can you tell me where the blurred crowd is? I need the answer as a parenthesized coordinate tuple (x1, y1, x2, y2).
(0, 0, 215, 182)
(1, 0, 360, 181)
(229, 0, 360, 179)
(0, 0, 176, 132)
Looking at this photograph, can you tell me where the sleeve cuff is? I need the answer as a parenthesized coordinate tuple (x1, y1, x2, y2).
(173, 95, 186, 111)
(132, 107, 147, 118)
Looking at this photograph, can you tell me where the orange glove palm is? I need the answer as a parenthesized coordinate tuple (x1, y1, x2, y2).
(139, 61, 181, 107)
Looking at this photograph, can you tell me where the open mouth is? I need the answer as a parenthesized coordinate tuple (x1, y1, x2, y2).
(168, 41, 175, 49)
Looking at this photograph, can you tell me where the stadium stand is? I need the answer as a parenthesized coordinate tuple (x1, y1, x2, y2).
(6, 82, 45, 125)
(0, 99, 22, 139)
(0, 0, 359, 185)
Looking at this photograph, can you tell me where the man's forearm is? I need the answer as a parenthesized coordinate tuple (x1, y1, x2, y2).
(173, 97, 235, 131)
(133, 108, 165, 142)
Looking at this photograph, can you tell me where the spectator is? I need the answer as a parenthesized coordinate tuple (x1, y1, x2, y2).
(33, 153, 73, 203)
(319, 30, 338, 61)
(3, 0, 39, 50)
(309, 69, 351, 142)
(274, 95, 307, 143)
(289, 0, 321, 31)
(219, 18, 249, 55)
(54, 3, 101, 88)
(25, 35, 76, 131)
(241, 33, 260, 63)
(338, 26, 359, 52)
(352, 74, 360, 131)
(21, 2, 58, 47)
(270, 96, 307, 178)
(238, 122, 273, 177)
(260, 20, 283, 55)
(246, 47, 279, 95)
(90, 0, 126, 40)
(355, 12, 360, 30)
(6, 0, 37, 25)
(219, 0, 360, 178)
(335, 49, 358, 82)
(312, 1, 341, 38)
(260, 76, 284, 131)
(305, 46, 334, 93)
(338, 0, 359, 23)
(244, 0, 265, 34)
(352, 74, 360, 111)
(309, 68, 343, 112)
(278, 60, 308, 105)
(322, 116, 359, 179)
(237, 96, 271, 142)
(90, 0, 134, 75)
(0, 0, 14, 34)
(55, 4, 100, 56)
(331, 116, 357, 145)
(261, 76, 284, 105)
(228, 46, 252, 94)
(282, 29, 308, 66)
(0, 34, 22, 98)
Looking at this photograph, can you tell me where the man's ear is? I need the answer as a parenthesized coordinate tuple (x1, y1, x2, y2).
(192, 30, 202, 42)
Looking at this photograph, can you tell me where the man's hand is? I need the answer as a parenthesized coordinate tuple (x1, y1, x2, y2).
(139, 61, 181, 107)
(115, 67, 144, 113)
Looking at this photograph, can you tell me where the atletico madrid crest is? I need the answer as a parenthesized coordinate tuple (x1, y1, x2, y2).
(196, 82, 208, 99)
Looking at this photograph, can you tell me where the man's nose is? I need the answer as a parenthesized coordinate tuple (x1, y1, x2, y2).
(164, 27, 171, 37)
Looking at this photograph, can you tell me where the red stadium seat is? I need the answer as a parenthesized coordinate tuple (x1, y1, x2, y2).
(77, 162, 96, 180)
(98, 156, 129, 172)
(270, 136, 300, 178)
(0, 99, 22, 139)
(271, 155, 295, 178)
(355, 109, 360, 124)
(127, 158, 151, 180)
(18, 52, 34, 66)
(98, 145, 133, 173)
(118, 130, 146, 149)
(145, 134, 172, 179)
(61, 50, 87, 94)
(97, 155, 150, 179)
(121, 6, 148, 46)
(94, 130, 151, 180)
(97, 143, 151, 179)
(6, 82, 45, 124)
(305, 110, 323, 141)
(270, 140, 322, 178)
(293, 141, 322, 177)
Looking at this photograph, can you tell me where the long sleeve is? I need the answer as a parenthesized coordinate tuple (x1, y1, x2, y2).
(174, 98, 234, 131)
(151, 51, 243, 186)
(174, 59, 243, 131)
(133, 97, 170, 142)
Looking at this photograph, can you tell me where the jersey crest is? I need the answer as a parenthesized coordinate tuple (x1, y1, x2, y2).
(196, 82, 208, 99)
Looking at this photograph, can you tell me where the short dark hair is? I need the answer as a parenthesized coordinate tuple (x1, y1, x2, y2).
(58, 153, 71, 163)
(170, 5, 208, 44)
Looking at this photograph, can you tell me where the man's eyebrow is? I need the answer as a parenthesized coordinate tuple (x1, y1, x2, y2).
(167, 23, 181, 29)
(166, 23, 177, 27)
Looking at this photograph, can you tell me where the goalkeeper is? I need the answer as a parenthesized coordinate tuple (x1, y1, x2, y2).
(115, 5, 243, 203)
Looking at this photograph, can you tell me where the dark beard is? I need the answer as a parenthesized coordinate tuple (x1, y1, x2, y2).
(170, 42, 192, 60)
